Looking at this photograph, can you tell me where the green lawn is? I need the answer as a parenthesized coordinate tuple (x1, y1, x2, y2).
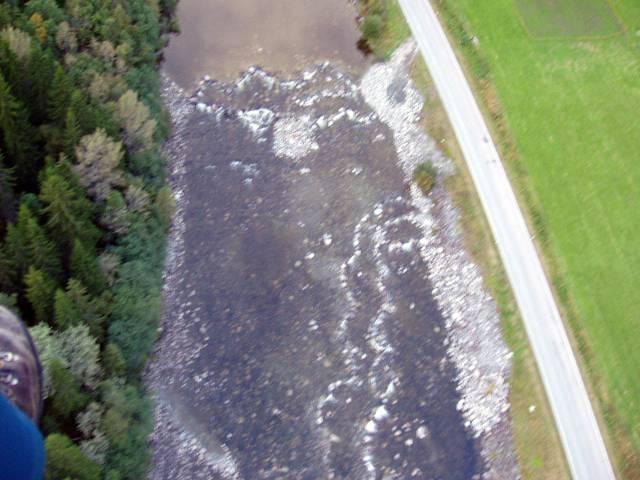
(439, 0, 640, 475)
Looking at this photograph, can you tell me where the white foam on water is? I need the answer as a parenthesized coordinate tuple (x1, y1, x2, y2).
(360, 40, 517, 477)
(237, 108, 275, 142)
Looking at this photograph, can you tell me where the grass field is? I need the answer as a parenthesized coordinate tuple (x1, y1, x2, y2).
(515, 0, 622, 38)
(432, 0, 640, 476)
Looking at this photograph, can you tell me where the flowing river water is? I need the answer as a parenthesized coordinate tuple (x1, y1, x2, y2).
(147, 1, 518, 479)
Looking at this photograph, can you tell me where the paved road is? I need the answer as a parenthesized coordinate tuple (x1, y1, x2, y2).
(397, 1, 616, 478)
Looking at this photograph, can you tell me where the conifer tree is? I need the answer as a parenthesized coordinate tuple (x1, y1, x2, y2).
(50, 359, 89, 418)
(45, 433, 100, 480)
(26, 46, 56, 122)
(55, 21, 77, 53)
(0, 26, 32, 61)
(63, 107, 81, 157)
(3, 203, 36, 282)
(40, 170, 99, 250)
(102, 343, 126, 377)
(0, 246, 16, 293)
(69, 239, 105, 294)
(0, 72, 40, 189)
(53, 287, 78, 330)
(0, 151, 15, 228)
(64, 279, 106, 341)
(68, 90, 96, 136)
(48, 65, 72, 125)
(114, 90, 156, 152)
(26, 214, 61, 280)
(25, 266, 56, 323)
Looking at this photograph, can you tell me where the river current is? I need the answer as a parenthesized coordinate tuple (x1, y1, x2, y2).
(147, 2, 517, 479)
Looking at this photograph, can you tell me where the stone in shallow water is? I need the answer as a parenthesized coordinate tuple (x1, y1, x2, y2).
(272, 115, 318, 160)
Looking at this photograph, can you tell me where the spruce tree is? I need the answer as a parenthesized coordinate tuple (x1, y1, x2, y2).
(69, 239, 105, 294)
(102, 343, 126, 377)
(53, 288, 78, 330)
(68, 90, 96, 136)
(50, 359, 89, 418)
(48, 65, 73, 125)
(0, 245, 16, 293)
(100, 190, 128, 235)
(24, 266, 56, 323)
(0, 72, 40, 189)
(0, 150, 15, 229)
(40, 170, 99, 250)
(26, 215, 61, 280)
(65, 279, 105, 341)
(25, 45, 56, 123)
(3, 203, 35, 282)
(63, 108, 81, 158)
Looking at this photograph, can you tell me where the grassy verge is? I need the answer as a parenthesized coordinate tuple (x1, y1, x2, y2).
(357, 0, 412, 58)
(430, 0, 640, 476)
(364, 1, 570, 476)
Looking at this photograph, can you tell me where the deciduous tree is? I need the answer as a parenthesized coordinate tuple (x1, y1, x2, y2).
(74, 129, 124, 202)
(114, 90, 156, 152)
(0, 26, 32, 60)
(54, 21, 77, 52)
(101, 190, 129, 235)
(59, 323, 101, 389)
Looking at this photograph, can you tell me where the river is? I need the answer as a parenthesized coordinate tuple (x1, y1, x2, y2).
(147, 2, 517, 479)
(163, 0, 368, 87)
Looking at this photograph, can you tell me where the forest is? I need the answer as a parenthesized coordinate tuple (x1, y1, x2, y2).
(0, 0, 176, 478)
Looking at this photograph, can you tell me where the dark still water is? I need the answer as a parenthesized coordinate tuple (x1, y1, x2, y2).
(164, 0, 369, 88)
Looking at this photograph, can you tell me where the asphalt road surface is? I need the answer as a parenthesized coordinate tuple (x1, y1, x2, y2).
(397, 1, 616, 478)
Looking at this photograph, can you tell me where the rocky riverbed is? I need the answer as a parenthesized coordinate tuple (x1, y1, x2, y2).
(146, 41, 519, 479)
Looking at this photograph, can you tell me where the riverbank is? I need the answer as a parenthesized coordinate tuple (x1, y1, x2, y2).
(359, 0, 570, 477)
